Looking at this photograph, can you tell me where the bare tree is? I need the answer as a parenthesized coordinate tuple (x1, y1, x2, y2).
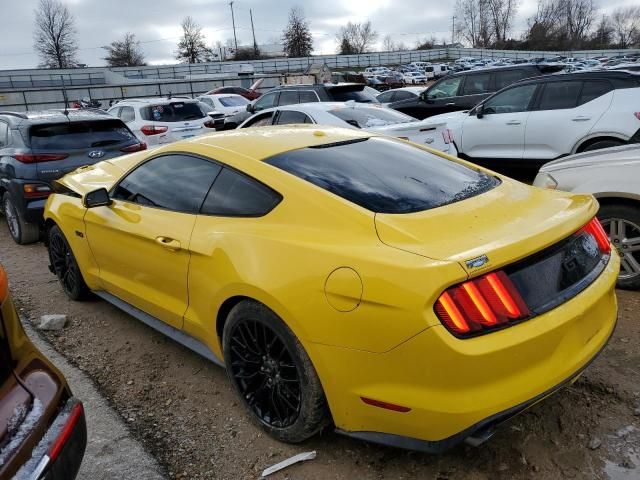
(336, 21, 378, 54)
(611, 6, 640, 48)
(282, 7, 313, 58)
(103, 33, 145, 67)
(175, 16, 213, 63)
(526, 0, 597, 49)
(455, 0, 494, 47)
(487, 0, 519, 44)
(33, 0, 78, 68)
(382, 35, 396, 51)
(565, 0, 597, 47)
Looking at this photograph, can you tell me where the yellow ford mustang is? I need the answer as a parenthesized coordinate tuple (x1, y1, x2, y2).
(44, 126, 619, 452)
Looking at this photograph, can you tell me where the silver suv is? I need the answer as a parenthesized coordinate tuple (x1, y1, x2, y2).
(0, 109, 144, 244)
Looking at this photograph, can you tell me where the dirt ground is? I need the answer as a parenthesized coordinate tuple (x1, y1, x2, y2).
(1, 224, 639, 480)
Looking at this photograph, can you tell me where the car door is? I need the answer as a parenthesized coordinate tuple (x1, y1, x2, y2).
(420, 76, 465, 117)
(457, 72, 493, 109)
(253, 91, 279, 112)
(273, 110, 314, 125)
(524, 80, 612, 160)
(84, 154, 222, 329)
(460, 83, 538, 160)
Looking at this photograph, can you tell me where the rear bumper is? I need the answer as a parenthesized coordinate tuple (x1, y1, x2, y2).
(4, 179, 49, 225)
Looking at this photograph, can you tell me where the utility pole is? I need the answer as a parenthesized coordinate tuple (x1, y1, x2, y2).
(451, 15, 456, 46)
(229, 1, 238, 54)
(250, 8, 258, 57)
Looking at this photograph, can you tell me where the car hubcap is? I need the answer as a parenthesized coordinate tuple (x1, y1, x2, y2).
(49, 234, 77, 294)
(228, 320, 301, 428)
(4, 199, 19, 239)
(601, 218, 640, 280)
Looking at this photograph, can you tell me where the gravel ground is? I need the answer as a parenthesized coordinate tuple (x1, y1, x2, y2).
(0, 224, 638, 480)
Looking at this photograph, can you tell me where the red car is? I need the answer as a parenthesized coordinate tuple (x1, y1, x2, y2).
(205, 79, 263, 101)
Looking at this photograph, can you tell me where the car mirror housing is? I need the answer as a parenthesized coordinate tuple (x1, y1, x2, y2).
(476, 104, 485, 119)
(83, 188, 112, 208)
(246, 104, 255, 113)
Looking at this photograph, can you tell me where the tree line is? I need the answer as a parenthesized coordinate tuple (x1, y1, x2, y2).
(31, 0, 640, 70)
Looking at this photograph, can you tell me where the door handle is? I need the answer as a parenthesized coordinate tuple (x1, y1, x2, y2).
(445, 102, 456, 106)
(506, 120, 521, 125)
(572, 116, 591, 122)
(155, 236, 181, 251)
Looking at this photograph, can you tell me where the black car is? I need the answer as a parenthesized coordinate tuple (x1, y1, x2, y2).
(389, 64, 564, 119)
(0, 109, 144, 244)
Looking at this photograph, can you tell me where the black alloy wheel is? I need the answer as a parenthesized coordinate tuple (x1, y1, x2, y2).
(48, 225, 89, 300)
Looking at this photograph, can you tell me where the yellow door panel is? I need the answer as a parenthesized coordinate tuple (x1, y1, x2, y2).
(84, 200, 195, 329)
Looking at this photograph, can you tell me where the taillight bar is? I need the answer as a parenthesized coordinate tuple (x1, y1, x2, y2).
(580, 217, 611, 254)
(23, 183, 52, 198)
(13, 153, 69, 163)
(48, 402, 84, 462)
(0, 266, 7, 303)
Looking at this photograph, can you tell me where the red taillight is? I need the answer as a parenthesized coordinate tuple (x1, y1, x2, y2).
(120, 142, 147, 153)
(23, 183, 52, 198)
(360, 397, 411, 413)
(48, 402, 84, 462)
(13, 153, 69, 164)
(140, 125, 168, 136)
(580, 217, 611, 254)
(442, 128, 453, 144)
(634, 112, 640, 121)
(0, 266, 7, 303)
(435, 270, 530, 337)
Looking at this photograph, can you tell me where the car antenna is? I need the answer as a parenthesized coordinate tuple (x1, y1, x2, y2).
(167, 91, 172, 100)
(60, 75, 69, 116)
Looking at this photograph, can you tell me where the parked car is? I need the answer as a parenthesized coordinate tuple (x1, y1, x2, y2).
(403, 71, 428, 84)
(0, 264, 87, 479)
(426, 70, 640, 180)
(204, 82, 262, 101)
(107, 97, 216, 146)
(237, 102, 457, 155)
(534, 144, 640, 289)
(390, 64, 564, 120)
(0, 109, 145, 244)
(45, 126, 618, 453)
(196, 94, 250, 128)
(376, 86, 427, 105)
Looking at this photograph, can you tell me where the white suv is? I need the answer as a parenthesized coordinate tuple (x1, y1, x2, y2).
(424, 71, 640, 179)
(107, 97, 215, 146)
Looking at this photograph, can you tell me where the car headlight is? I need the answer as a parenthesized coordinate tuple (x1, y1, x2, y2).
(534, 172, 558, 190)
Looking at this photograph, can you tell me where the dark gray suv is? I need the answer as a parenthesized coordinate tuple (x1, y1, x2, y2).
(0, 110, 145, 244)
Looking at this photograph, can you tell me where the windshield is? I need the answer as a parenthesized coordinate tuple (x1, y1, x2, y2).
(219, 96, 249, 107)
(266, 137, 499, 214)
(141, 102, 205, 122)
(29, 120, 135, 150)
(330, 89, 379, 103)
(328, 107, 414, 128)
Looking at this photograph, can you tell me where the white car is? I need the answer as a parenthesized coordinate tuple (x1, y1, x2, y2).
(424, 71, 640, 179)
(108, 97, 215, 146)
(363, 67, 391, 78)
(403, 72, 427, 84)
(376, 86, 426, 105)
(533, 144, 640, 289)
(196, 93, 249, 118)
(238, 102, 457, 155)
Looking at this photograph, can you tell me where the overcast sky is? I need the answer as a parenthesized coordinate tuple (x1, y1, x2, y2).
(0, 0, 636, 70)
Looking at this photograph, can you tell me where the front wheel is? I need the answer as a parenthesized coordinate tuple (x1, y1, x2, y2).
(599, 203, 640, 290)
(223, 300, 329, 443)
(48, 225, 90, 300)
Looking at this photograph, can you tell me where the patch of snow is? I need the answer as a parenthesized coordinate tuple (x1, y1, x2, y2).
(0, 399, 43, 467)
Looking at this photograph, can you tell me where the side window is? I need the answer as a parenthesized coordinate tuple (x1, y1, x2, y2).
(112, 155, 222, 213)
(242, 112, 274, 128)
(376, 91, 395, 103)
(201, 168, 281, 216)
(278, 90, 299, 106)
(254, 92, 278, 112)
(200, 97, 215, 108)
(275, 110, 314, 125)
(483, 84, 538, 115)
(494, 69, 531, 90)
(426, 77, 462, 99)
(108, 107, 121, 118)
(299, 91, 319, 103)
(578, 81, 613, 106)
(394, 91, 416, 101)
(537, 81, 582, 111)
(119, 106, 135, 123)
(462, 73, 491, 96)
(0, 122, 8, 147)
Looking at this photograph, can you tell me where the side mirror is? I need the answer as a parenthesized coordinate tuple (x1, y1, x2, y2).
(83, 188, 112, 208)
(246, 103, 255, 113)
(476, 104, 485, 119)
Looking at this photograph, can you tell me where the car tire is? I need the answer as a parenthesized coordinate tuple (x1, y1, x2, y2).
(47, 225, 90, 300)
(2, 192, 40, 245)
(581, 139, 624, 152)
(598, 203, 640, 290)
(222, 300, 330, 443)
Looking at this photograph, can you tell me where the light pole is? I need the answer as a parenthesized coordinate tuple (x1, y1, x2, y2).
(229, 1, 238, 54)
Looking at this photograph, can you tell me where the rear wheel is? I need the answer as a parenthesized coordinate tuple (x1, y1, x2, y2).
(222, 300, 329, 443)
(598, 203, 640, 290)
(48, 225, 89, 300)
(581, 139, 624, 153)
(2, 192, 40, 245)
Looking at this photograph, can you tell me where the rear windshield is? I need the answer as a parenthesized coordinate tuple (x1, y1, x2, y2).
(329, 107, 414, 128)
(330, 89, 378, 103)
(29, 120, 135, 150)
(265, 137, 499, 214)
(141, 102, 205, 122)
(218, 96, 248, 107)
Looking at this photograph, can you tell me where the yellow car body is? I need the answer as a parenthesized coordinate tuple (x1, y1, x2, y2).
(44, 126, 619, 451)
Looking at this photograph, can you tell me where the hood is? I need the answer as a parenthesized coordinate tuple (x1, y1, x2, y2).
(423, 110, 469, 126)
(540, 144, 640, 173)
(375, 179, 598, 276)
(365, 119, 446, 134)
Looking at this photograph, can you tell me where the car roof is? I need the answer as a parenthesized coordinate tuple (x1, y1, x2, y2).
(113, 97, 197, 107)
(0, 108, 115, 126)
(517, 70, 640, 86)
(198, 93, 245, 99)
